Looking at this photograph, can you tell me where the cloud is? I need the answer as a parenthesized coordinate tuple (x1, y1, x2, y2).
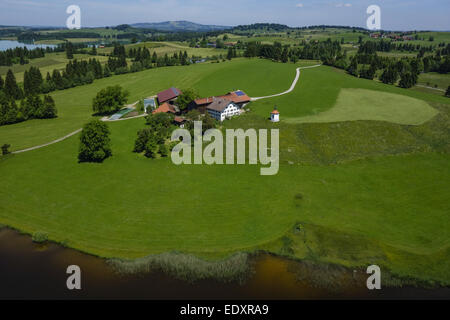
(296, 3, 304, 7)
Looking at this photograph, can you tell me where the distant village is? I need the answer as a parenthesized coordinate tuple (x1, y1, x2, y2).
(369, 32, 418, 41)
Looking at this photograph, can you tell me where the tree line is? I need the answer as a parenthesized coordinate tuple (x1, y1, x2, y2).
(0, 47, 46, 66)
(0, 41, 94, 67)
(358, 40, 435, 54)
(341, 45, 450, 89)
(242, 37, 449, 93)
(244, 39, 343, 64)
(0, 73, 57, 126)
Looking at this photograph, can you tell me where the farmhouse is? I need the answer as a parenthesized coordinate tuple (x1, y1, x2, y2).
(157, 87, 182, 104)
(194, 90, 251, 109)
(206, 98, 241, 121)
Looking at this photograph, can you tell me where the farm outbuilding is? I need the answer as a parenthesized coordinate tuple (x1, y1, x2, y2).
(152, 102, 178, 115)
(157, 87, 182, 104)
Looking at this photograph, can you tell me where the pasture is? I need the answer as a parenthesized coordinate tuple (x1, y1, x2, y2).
(97, 41, 228, 58)
(250, 66, 449, 120)
(287, 88, 438, 125)
(0, 58, 316, 152)
(0, 57, 449, 285)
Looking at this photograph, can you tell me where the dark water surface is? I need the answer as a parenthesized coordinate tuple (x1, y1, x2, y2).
(0, 229, 448, 300)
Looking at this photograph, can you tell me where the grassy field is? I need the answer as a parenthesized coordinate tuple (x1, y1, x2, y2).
(0, 57, 449, 285)
(97, 41, 228, 58)
(0, 115, 449, 283)
(250, 66, 449, 120)
(417, 72, 450, 91)
(286, 88, 438, 125)
(0, 58, 316, 152)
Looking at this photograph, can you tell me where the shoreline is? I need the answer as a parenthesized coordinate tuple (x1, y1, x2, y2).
(0, 225, 448, 295)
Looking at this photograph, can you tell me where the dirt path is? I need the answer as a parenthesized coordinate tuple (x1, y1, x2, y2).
(415, 84, 445, 92)
(12, 129, 83, 154)
(13, 101, 147, 154)
(251, 64, 321, 101)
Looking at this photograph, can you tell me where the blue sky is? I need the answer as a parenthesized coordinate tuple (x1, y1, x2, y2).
(0, 0, 449, 30)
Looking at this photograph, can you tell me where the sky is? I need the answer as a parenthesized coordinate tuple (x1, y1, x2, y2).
(0, 0, 449, 31)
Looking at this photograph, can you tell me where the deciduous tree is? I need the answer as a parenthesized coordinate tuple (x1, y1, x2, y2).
(78, 120, 112, 163)
(92, 85, 129, 115)
(177, 88, 199, 111)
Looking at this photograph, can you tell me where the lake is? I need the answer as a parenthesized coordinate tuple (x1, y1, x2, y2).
(0, 228, 448, 300)
(0, 40, 57, 51)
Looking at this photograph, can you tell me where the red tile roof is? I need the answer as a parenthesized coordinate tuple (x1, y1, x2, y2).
(157, 87, 182, 103)
(152, 103, 176, 114)
(195, 90, 250, 106)
(206, 98, 234, 112)
(194, 97, 214, 106)
(219, 91, 251, 104)
(174, 116, 186, 123)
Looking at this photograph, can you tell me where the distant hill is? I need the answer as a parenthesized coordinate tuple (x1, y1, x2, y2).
(131, 21, 232, 32)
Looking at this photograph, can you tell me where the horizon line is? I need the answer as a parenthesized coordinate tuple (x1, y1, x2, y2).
(0, 22, 449, 33)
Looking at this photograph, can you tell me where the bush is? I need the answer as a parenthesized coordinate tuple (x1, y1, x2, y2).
(294, 193, 303, 200)
(78, 120, 112, 163)
(1, 144, 11, 155)
(36, 95, 57, 119)
(32, 231, 48, 243)
(136, 99, 145, 112)
(144, 137, 158, 159)
(177, 88, 200, 111)
(159, 143, 169, 157)
(280, 236, 294, 256)
(134, 128, 154, 153)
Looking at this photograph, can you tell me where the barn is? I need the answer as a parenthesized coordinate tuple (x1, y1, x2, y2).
(157, 87, 182, 104)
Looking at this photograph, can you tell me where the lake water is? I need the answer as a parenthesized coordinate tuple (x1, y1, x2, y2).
(0, 40, 57, 51)
(0, 228, 448, 300)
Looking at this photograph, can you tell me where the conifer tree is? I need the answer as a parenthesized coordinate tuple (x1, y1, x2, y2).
(66, 42, 74, 59)
(38, 95, 57, 119)
(4, 69, 22, 100)
(5, 100, 18, 124)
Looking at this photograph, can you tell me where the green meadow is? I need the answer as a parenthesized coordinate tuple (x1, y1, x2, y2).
(288, 88, 438, 125)
(98, 41, 228, 58)
(0, 58, 317, 152)
(250, 66, 449, 120)
(0, 57, 449, 285)
(417, 72, 450, 90)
